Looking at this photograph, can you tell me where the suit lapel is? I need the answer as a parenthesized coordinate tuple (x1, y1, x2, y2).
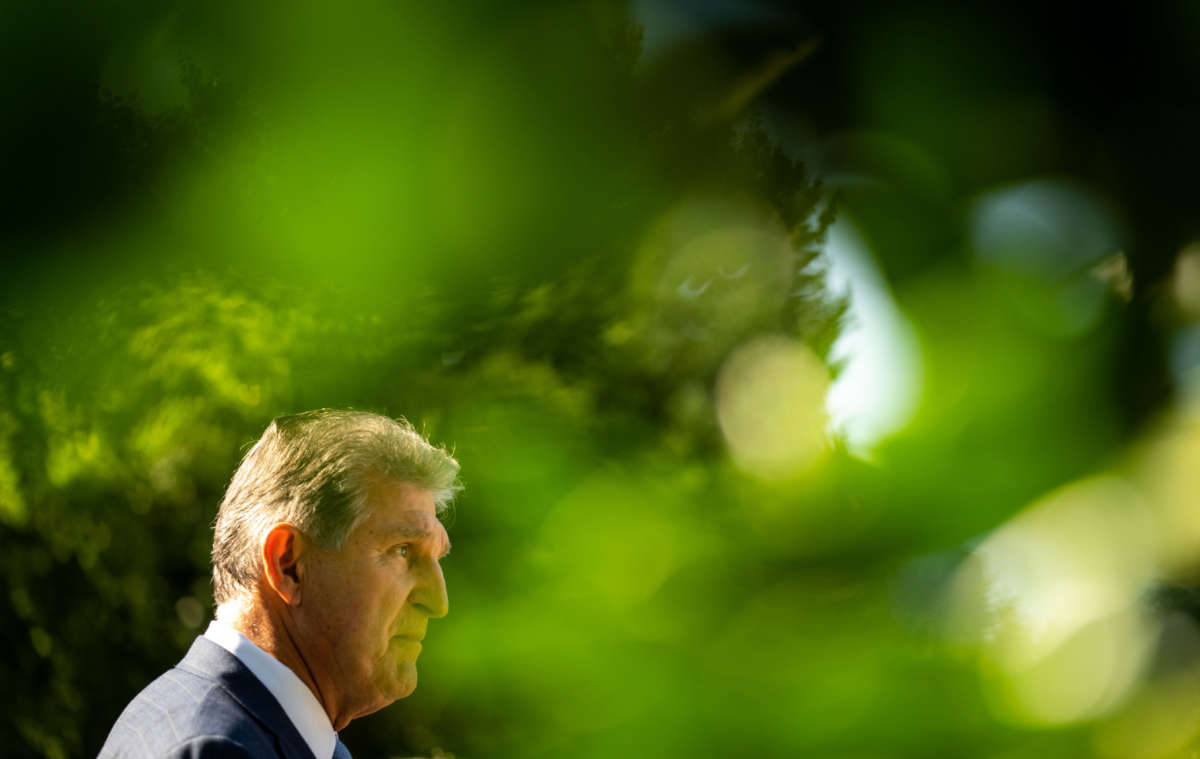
(175, 636, 319, 759)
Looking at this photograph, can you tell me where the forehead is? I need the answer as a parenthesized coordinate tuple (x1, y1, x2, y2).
(363, 477, 436, 515)
(357, 477, 447, 542)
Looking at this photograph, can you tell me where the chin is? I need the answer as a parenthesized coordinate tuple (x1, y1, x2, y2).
(386, 664, 418, 701)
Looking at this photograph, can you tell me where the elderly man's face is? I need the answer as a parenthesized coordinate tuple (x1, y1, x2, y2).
(302, 477, 450, 719)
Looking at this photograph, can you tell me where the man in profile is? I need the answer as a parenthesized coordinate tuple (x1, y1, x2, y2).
(101, 409, 458, 759)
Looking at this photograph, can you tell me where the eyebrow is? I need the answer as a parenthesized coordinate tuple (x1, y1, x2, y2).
(380, 524, 452, 557)
(383, 525, 433, 539)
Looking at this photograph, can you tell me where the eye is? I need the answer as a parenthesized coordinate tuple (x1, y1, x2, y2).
(391, 544, 410, 558)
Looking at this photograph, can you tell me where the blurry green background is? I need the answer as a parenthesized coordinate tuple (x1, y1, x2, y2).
(5, 1, 1200, 757)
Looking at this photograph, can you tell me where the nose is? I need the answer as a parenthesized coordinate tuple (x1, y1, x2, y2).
(412, 558, 449, 619)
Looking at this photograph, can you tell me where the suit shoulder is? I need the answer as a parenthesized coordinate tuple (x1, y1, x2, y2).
(99, 667, 279, 758)
(162, 736, 257, 759)
(100, 733, 258, 759)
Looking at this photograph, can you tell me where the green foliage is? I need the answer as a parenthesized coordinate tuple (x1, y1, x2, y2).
(0, 2, 851, 756)
(2, 1, 1194, 758)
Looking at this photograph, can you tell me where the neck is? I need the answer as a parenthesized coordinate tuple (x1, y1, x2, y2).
(215, 593, 353, 730)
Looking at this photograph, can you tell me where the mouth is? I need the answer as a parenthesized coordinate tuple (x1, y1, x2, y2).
(390, 635, 424, 661)
(392, 632, 425, 642)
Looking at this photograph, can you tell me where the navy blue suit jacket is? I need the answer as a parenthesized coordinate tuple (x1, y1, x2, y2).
(99, 636, 319, 759)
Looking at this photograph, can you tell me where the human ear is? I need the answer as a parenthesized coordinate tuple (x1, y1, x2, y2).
(262, 523, 306, 606)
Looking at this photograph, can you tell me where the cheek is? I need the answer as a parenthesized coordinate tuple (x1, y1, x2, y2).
(366, 574, 409, 627)
(312, 567, 376, 637)
(376, 587, 405, 629)
(315, 595, 358, 642)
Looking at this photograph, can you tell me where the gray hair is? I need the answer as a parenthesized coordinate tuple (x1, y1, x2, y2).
(211, 409, 460, 604)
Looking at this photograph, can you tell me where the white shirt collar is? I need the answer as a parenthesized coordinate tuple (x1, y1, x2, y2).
(204, 619, 338, 759)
